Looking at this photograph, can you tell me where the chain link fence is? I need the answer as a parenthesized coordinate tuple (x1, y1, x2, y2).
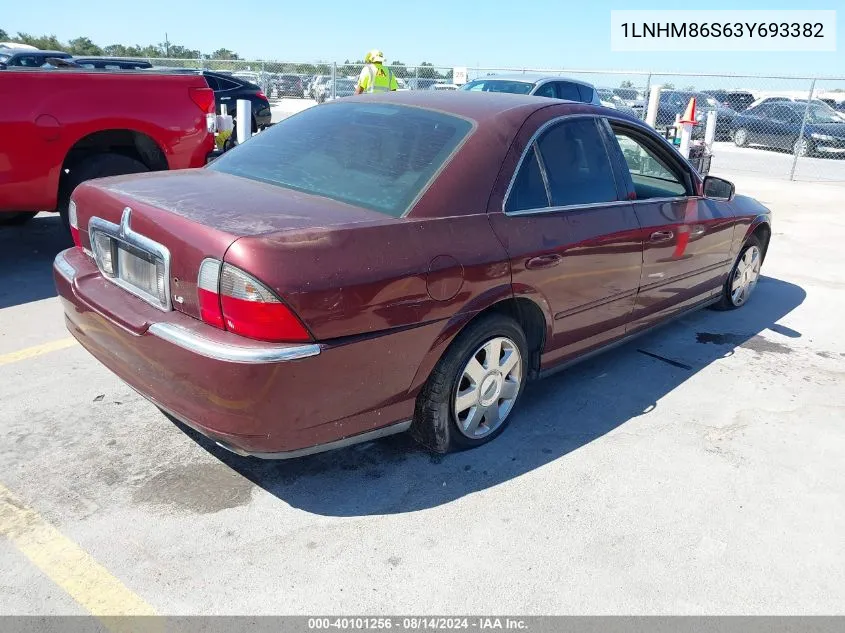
(131, 58, 845, 182)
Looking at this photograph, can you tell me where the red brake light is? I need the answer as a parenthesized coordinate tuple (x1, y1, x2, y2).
(196, 261, 311, 343)
(190, 86, 215, 113)
(256, 91, 267, 100)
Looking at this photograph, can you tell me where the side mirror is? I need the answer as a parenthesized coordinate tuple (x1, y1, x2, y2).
(703, 175, 735, 201)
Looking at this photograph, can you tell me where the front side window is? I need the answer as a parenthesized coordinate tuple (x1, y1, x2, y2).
(461, 79, 534, 95)
(533, 83, 556, 99)
(208, 102, 473, 217)
(612, 129, 687, 199)
(555, 82, 582, 102)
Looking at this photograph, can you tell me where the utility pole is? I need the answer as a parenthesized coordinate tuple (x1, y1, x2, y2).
(164, 32, 170, 57)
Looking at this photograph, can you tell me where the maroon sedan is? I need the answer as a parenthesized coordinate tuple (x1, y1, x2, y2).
(54, 91, 772, 458)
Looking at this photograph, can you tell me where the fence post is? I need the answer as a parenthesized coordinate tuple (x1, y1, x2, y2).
(789, 78, 816, 181)
(642, 73, 652, 121)
(331, 62, 337, 100)
(415, 65, 419, 89)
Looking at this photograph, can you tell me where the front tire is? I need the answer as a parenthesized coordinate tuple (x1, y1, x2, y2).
(793, 137, 812, 157)
(734, 128, 749, 147)
(714, 235, 763, 310)
(412, 313, 527, 454)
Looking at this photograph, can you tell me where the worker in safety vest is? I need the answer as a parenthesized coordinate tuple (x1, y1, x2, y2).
(355, 49, 399, 95)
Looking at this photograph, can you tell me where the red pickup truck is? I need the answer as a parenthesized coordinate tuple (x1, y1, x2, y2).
(0, 69, 216, 226)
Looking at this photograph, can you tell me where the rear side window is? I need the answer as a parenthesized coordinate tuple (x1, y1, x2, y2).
(208, 103, 473, 217)
(505, 147, 549, 213)
(536, 118, 618, 207)
(555, 82, 581, 101)
(204, 75, 221, 90)
(577, 85, 595, 103)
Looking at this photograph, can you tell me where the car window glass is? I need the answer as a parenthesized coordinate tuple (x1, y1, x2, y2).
(17, 56, 40, 67)
(577, 85, 595, 103)
(555, 81, 582, 102)
(536, 118, 617, 207)
(208, 102, 473, 217)
(751, 104, 771, 118)
(204, 75, 221, 90)
(612, 129, 687, 199)
(533, 83, 556, 99)
(218, 77, 239, 90)
(505, 146, 549, 213)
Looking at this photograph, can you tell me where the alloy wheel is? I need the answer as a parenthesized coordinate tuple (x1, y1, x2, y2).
(731, 245, 762, 307)
(734, 129, 748, 147)
(453, 337, 523, 439)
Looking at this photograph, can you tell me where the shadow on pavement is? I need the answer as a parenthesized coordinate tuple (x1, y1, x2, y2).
(177, 276, 806, 517)
(0, 214, 71, 309)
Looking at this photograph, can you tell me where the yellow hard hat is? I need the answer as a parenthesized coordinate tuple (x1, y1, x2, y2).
(365, 49, 385, 63)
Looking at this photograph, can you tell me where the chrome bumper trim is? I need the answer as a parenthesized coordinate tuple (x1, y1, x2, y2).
(214, 419, 414, 460)
(54, 250, 76, 282)
(148, 323, 321, 364)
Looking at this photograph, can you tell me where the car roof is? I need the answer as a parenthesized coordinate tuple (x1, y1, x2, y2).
(73, 56, 149, 63)
(469, 73, 596, 88)
(2, 48, 70, 56)
(348, 90, 591, 124)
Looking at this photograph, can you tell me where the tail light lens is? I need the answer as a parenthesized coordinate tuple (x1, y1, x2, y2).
(196, 260, 312, 343)
(256, 91, 267, 100)
(68, 200, 81, 247)
(190, 87, 216, 113)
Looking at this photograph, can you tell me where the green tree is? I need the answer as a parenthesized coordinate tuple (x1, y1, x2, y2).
(0, 28, 8, 40)
(67, 37, 102, 56)
(390, 60, 408, 78)
(14, 32, 64, 50)
(684, 84, 695, 91)
(663, 82, 675, 89)
(619, 80, 634, 88)
(208, 48, 239, 60)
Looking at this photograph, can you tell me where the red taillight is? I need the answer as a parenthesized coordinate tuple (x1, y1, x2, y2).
(68, 199, 81, 248)
(196, 260, 311, 343)
(256, 91, 267, 100)
(189, 86, 215, 113)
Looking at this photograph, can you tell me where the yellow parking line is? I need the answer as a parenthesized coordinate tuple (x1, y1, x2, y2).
(0, 482, 156, 617)
(0, 338, 78, 367)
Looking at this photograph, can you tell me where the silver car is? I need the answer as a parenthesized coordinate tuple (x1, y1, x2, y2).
(460, 74, 602, 105)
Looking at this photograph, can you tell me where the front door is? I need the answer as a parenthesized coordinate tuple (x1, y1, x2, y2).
(487, 115, 643, 368)
(604, 119, 737, 333)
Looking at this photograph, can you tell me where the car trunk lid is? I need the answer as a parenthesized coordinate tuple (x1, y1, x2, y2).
(71, 169, 390, 321)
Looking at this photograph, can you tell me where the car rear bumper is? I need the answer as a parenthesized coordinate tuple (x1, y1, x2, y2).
(53, 248, 418, 458)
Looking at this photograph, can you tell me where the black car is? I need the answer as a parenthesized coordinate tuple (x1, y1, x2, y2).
(201, 70, 272, 131)
(274, 74, 303, 98)
(653, 90, 735, 140)
(73, 57, 152, 70)
(732, 101, 845, 157)
(703, 90, 755, 112)
(0, 48, 72, 69)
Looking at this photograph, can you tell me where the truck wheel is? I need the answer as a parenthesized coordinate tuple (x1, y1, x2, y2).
(59, 154, 149, 229)
(0, 212, 37, 226)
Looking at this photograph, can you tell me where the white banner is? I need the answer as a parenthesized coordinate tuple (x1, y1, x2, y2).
(611, 10, 836, 52)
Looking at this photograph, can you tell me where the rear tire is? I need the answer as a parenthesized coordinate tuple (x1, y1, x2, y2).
(0, 212, 37, 226)
(734, 128, 748, 147)
(59, 153, 149, 229)
(411, 313, 528, 454)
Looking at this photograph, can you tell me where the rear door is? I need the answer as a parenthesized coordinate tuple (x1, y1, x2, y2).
(769, 105, 801, 150)
(603, 118, 737, 332)
(487, 114, 643, 368)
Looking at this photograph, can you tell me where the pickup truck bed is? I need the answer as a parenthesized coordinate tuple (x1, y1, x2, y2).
(0, 69, 216, 226)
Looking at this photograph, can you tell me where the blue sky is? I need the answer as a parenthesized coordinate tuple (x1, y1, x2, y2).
(4, 0, 842, 76)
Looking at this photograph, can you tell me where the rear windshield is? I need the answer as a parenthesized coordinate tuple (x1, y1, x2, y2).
(462, 79, 533, 95)
(208, 102, 473, 217)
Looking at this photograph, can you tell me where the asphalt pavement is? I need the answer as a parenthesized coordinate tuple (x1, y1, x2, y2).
(1, 168, 844, 615)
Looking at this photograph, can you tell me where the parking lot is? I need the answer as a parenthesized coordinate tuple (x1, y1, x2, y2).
(2, 167, 844, 615)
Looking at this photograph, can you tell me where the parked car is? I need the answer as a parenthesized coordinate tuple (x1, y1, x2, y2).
(200, 70, 272, 131)
(747, 96, 833, 111)
(0, 68, 215, 226)
(820, 98, 845, 113)
(703, 90, 755, 112)
(73, 57, 153, 70)
(596, 89, 638, 117)
(430, 83, 458, 91)
(275, 73, 303, 98)
(461, 74, 602, 106)
(308, 75, 332, 99)
(613, 87, 646, 116)
(406, 78, 440, 91)
(0, 47, 72, 69)
(732, 101, 845, 157)
(54, 91, 771, 459)
(651, 90, 734, 140)
(317, 78, 357, 103)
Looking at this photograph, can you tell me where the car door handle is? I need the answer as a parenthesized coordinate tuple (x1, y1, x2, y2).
(691, 226, 706, 237)
(649, 230, 674, 243)
(526, 254, 562, 270)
